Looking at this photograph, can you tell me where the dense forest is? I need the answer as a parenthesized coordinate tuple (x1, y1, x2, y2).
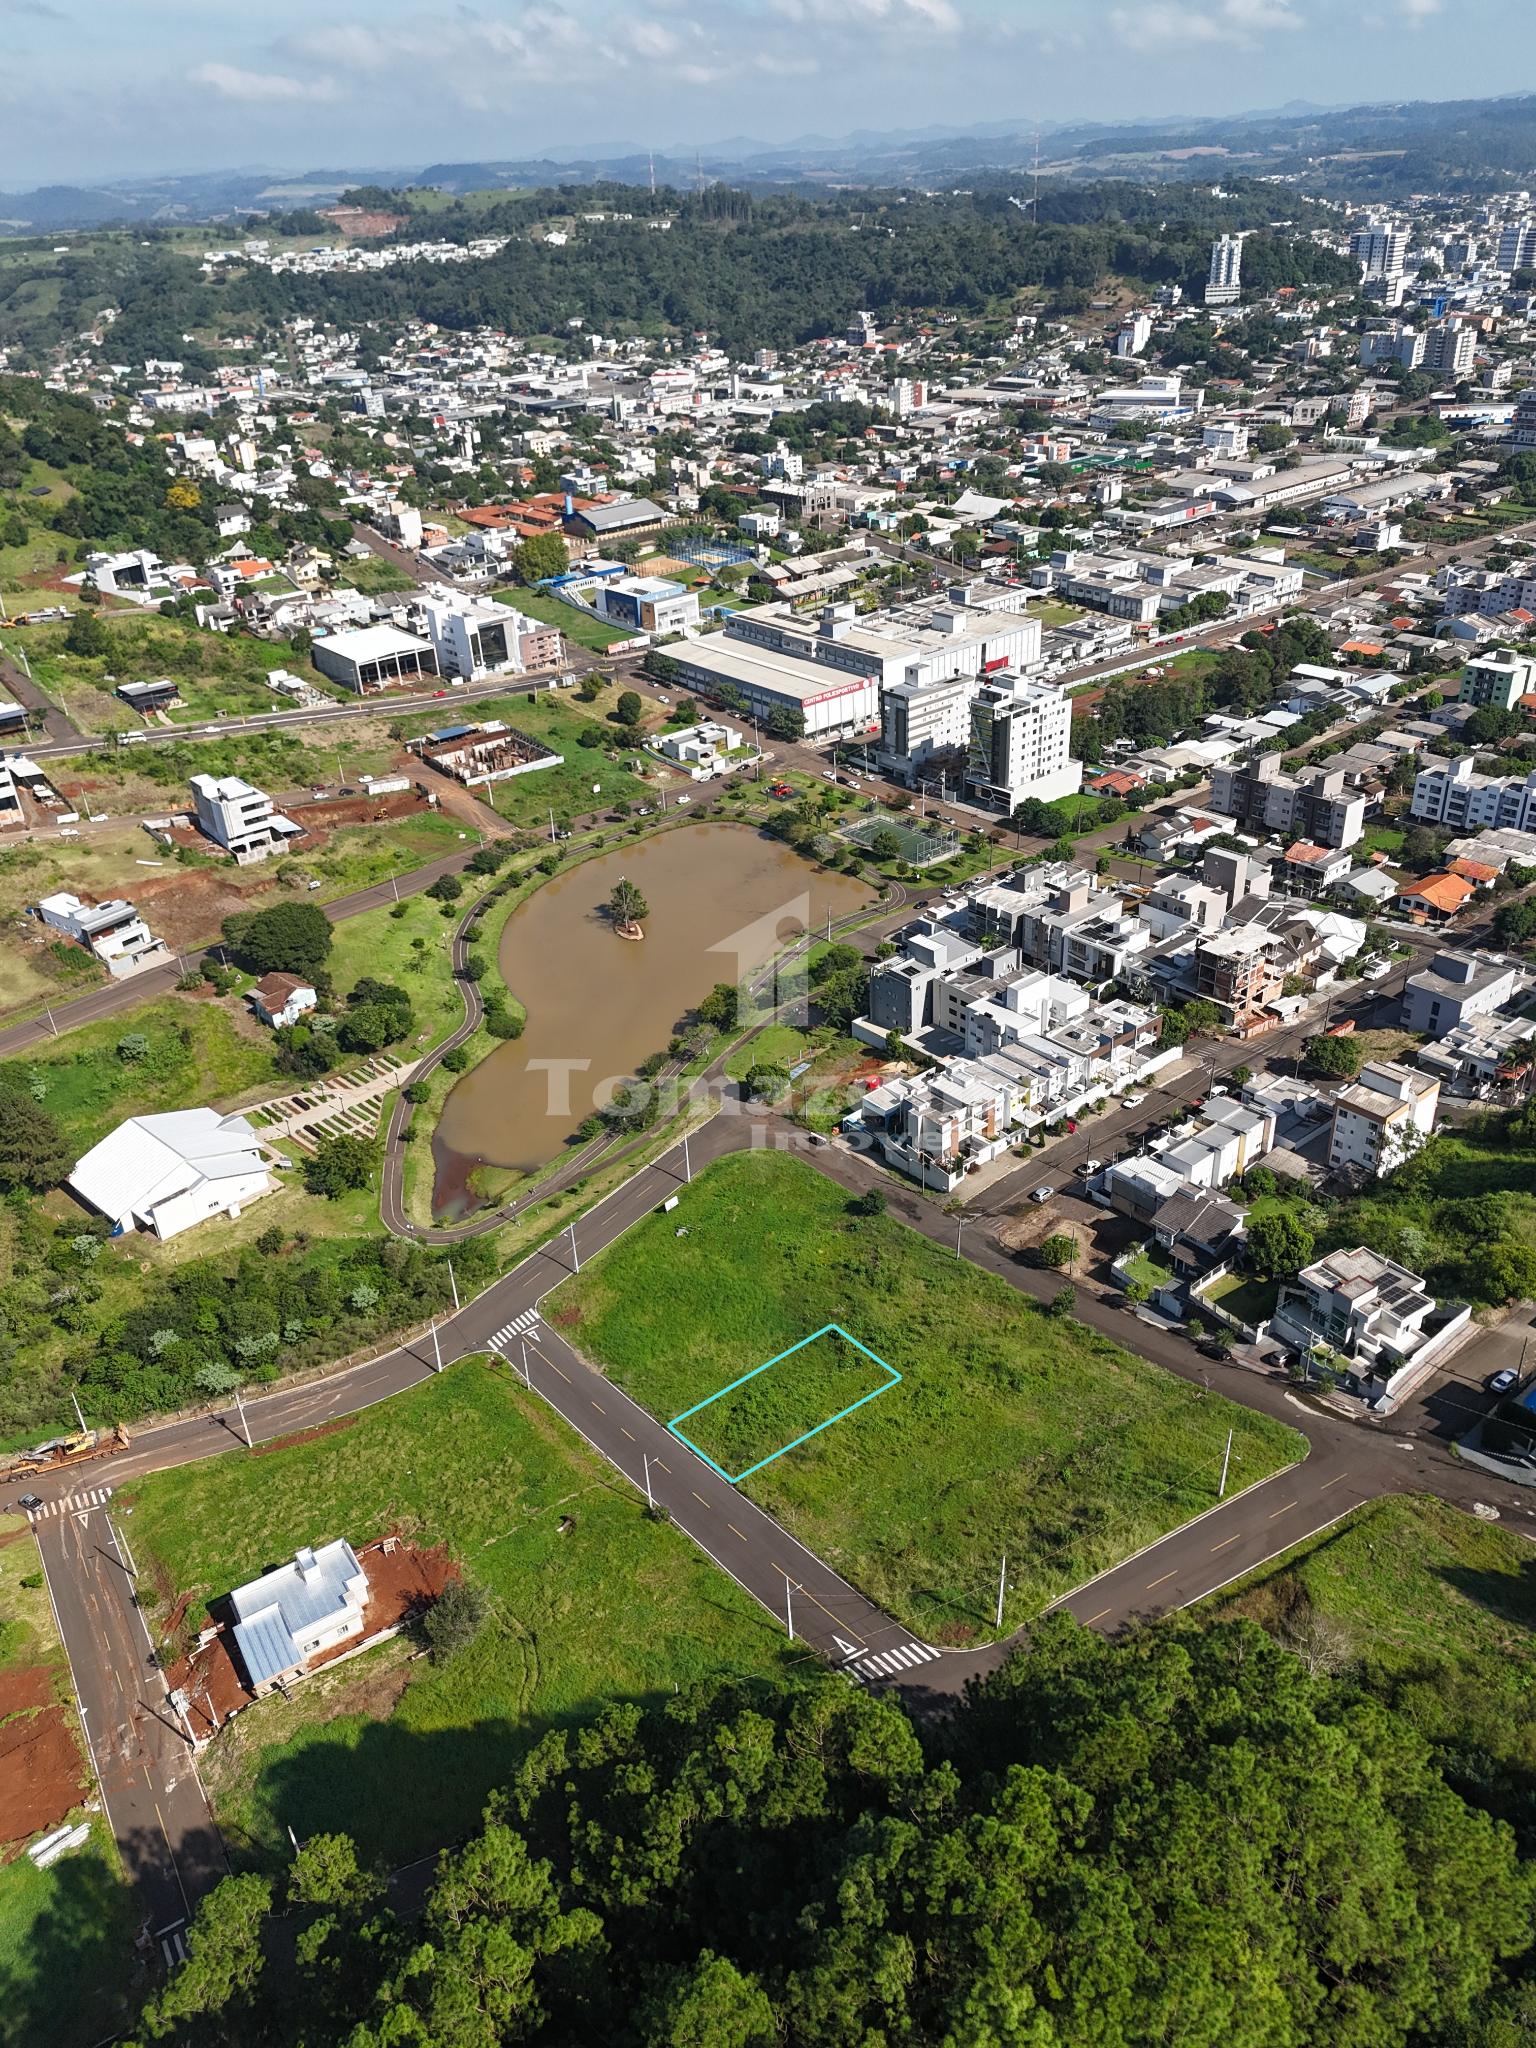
(0, 181, 1358, 365)
(122, 1616, 1534, 2047)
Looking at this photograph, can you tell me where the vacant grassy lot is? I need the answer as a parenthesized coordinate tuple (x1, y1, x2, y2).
(0, 1511, 138, 2048)
(0, 612, 338, 735)
(676, 1325, 898, 1479)
(555, 1152, 1302, 1639)
(125, 1359, 797, 1869)
(1, 996, 277, 1154)
(326, 890, 464, 1050)
(508, 586, 632, 650)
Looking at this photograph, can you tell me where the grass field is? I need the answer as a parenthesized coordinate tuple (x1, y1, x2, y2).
(0, 996, 278, 1153)
(508, 587, 632, 651)
(326, 891, 465, 1049)
(0, 1511, 138, 2048)
(554, 1153, 1303, 1639)
(674, 1325, 899, 1479)
(125, 1359, 799, 1870)
(0, 612, 338, 735)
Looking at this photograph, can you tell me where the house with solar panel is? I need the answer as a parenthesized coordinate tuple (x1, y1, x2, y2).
(228, 1541, 369, 1696)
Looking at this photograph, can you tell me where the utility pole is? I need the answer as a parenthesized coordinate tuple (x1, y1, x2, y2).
(996, 1552, 1007, 1631)
(682, 1131, 692, 1183)
(1218, 1427, 1233, 1500)
(447, 1258, 459, 1313)
(955, 1215, 965, 1259)
(784, 1573, 794, 1641)
(643, 1454, 654, 1510)
(70, 1389, 89, 1436)
(234, 1386, 253, 1449)
(519, 1338, 532, 1389)
(569, 1222, 580, 1274)
(430, 1317, 443, 1373)
(111, 1512, 139, 1580)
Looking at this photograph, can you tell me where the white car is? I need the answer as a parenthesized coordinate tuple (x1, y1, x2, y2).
(1081, 1158, 1104, 1178)
(1029, 1184, 1054, 1204)
(1364, 957, 1392, 980)
(1122, 1092, 1148, 1109)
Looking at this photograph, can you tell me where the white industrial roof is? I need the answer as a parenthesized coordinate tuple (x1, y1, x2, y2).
(68, 1109, 263, 1225)
(315, 624, 432, 660)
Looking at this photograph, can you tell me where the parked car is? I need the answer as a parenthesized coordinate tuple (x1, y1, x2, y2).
(1122, 1092, 1148, 1109)
(1364, 956, 1392, 981)
(1081, 1158, 1104, 1178)
(18, 1494, 41, 1513)
(1029, 1184, 1054, 1204)
(1487, 1369, 1520, 1397)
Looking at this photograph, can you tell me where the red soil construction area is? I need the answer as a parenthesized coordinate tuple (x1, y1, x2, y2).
(165, 1536, 458, 1742)
(0, 1666, 89, 1853)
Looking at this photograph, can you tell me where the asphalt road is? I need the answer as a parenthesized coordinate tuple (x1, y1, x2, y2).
(33, 1497, 225, 1955)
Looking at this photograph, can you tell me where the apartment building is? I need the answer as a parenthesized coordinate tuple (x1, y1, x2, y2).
(189, 773, 303, 864)
(1461, 649, 1536, 711)
(1401, 948, 1527, 1034)
(1423, 320, 1477, 378)
(966, 673, 1081, 811)
(1328, 1059, 1441, 1179)
(1206, 235, 1243, 305)
(1207, 752, 1367, 850)
(1436, 558, 1536, 617)
(1409, 753, 1536, 834)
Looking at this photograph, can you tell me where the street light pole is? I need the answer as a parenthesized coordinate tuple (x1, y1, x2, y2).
(519, 1339, 532, 1389)
(643, 1454, 653, 1510)
(784, 1574, 795, 1642)
(234, 1386, 253, 1449)
(955, 1215, 965, 1259)
(995, 1552, 1007, 1632)
(569, 1222, 581, 1274)
(1218, 1427, 1233, 1500)
(447, 1258, 459, 1314)
(682, 1131, 692, 1184)
(430, 1317, 443, 1373)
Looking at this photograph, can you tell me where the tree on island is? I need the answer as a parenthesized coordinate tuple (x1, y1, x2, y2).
(608, 877, 648, 937)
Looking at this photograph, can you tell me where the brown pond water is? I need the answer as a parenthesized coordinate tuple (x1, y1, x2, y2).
(431, 824, 873, 1215)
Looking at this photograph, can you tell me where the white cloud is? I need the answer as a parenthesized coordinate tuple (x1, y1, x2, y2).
(1401, 0, 1441, 15)
(1108, 0, 1302, 50)
(190, 61, 338, 102)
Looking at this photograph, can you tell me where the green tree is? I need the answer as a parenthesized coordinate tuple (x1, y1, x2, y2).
(0, 1072, 68, 1191)
(868, 826, 903, 862)
(421, 1576, 490, 1660)
(64, 603, 108, 658)
(697, 982, 740, 1031)
(1037, 1233, 1077, 1270)
(302, 1133, 375, 1198)
(510, 531, 568, 583)
(608, 877, 649, 933)
(614, 689, 644, 728)
(1246, 1205, 1315, 1279)
(426, 872, 464, 903)
(136, 1871, 273, 2041)
(1305, 1032, 1364, 1079)
(222, 902, 332, 979)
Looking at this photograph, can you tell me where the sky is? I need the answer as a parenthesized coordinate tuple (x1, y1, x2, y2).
(0, 0, 1531, 188)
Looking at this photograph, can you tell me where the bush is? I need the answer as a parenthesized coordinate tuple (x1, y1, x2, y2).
(426, 873, 464, 904)
(422, 1577, 490, 1662)
(440, 1045, 471, 1073)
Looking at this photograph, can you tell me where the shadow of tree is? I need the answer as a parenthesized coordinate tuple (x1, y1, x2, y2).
(0, 1828, 146, 2048)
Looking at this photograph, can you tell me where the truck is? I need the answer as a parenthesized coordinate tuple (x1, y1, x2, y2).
(4, 1424, 131, 1481)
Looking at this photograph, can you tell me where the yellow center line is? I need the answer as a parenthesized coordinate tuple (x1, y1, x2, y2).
(727, 1523, 747, 1540)
(793, 1585, 867, 1646)
(1210, 1533, 1243, 1553)
(620, 1426, 635, 1441)
(1084, 1606, 1113, 1626)
(1318, 1471, 1351, 1490)
(590, 1400, 605, 1414)
(653, 1459, 670, 1473)
(1146, 1571, 1177, 1591)
(691, 1490, 711, 1507)
(1268, 1502, 1296, 1518)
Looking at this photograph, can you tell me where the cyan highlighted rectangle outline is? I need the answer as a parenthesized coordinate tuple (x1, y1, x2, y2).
(668, 1322, 901, 1484)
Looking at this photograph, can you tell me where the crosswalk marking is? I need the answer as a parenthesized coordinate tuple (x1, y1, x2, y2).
(159, 1924, 187, 1970)
(26, 1487, 112, 1522)
(488, 1308, 540, 1351)
(847, 1641, 940, 1682)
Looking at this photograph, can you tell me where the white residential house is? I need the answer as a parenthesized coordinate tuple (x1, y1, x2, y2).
(250, 972, 318, 1029)
(229, 1541, 370, 1696)
(68, 1109, 272, 1240)
(189, 773, 303, 864)
(34, 892, 169, 978)
(1327, 1059, 1440, 1179)
(1268, 1246, 1471, 1408)
(655, 720, 748, 779)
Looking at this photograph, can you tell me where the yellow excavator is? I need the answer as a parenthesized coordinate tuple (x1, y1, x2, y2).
(5, 1423, 131, 1480)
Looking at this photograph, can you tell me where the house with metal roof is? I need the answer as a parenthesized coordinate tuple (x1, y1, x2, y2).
(68, 1108, 271, 1240)
(229, 1541, 369, 1696)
